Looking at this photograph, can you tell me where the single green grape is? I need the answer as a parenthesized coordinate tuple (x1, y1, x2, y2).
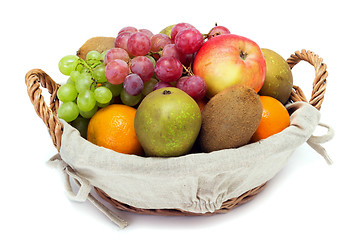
(59, 55, 79, 76)
(120, 87, 142, 106)
(103, 82, 123, 97)
(96, 99, 112, 108)
(76, 64, 84, 73)
(92, 65, 107, 83)
(58, 102, 79, 122)
(77, 90, 96, 112)
(66, 77, 75, 85)
(75, 72, 93, 93)
(70, 71, 81, 82)
(86, 50, 101, 61)
(79, 105, 98, 119)
(70, 116, 90, 139)
(142, 78, 158, 96)
(100, 50, 108, 62)
(57, 83, 78, 102)
(94, 86, 112, 104)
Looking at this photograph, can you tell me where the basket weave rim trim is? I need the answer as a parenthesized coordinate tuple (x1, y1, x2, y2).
(93, 183, 267, 216)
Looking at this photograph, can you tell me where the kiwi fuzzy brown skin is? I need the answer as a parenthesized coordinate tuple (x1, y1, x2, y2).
(76, 37, 115, 59)
(199, 85, 263, 153)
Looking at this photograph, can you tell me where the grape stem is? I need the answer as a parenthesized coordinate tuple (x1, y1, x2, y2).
(203, 22, 219, 40)
(88, 59, 104, 69)
(90, 80, 98, 90)
(77, 58, 93, 74)
(182, 64, 194, 76)
(76, 58, 103, 90)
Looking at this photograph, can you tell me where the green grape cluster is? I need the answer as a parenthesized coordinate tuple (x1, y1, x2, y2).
(57, 50, 123, 130)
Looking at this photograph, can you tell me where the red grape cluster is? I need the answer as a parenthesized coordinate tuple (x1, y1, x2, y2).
(104, 22, 230, 104)
(56, 23, 230, 127)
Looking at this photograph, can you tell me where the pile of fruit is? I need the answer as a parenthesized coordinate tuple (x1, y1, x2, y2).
(56, 23, 293, 157)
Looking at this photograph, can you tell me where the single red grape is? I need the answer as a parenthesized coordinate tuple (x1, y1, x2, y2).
(150, 33, 172, 52)
(170, 23, 196, 40)
(139, 29, 154, 39)
(127, 32, 151, 56)
(123, 74, 144, 96)
(118, 26, 138, 35)
(153, 81, 173, 91)
(176, 75, 206, 101)
(104, 48, 130, 65)
(105, 59, 129, 84)
(114, 32, 132, 54)
(208, 26, 230, 39)
(130, 56, 155, 82)
(162, 44, 193, 67)
(154, 56, 183, 82)
(175, 28, 203, 54)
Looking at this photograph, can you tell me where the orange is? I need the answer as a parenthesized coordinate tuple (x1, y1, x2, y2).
(251, 96, 290, 142)
(87, 104, 143, 155)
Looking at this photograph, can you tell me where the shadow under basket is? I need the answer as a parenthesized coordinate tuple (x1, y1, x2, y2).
(25, 49, 332, 228)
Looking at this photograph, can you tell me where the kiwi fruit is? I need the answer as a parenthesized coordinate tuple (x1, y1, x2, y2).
(76, 36, 115, 59)
(199, 85, 262, 153)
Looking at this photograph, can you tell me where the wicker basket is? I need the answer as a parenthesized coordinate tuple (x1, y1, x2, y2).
(25, 49, 328, 223)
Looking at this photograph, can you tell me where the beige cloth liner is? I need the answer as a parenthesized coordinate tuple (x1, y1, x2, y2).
(48, 102, 334, 229)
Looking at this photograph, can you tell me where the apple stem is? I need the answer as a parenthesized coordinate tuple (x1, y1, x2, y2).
(240, 51, 248, 61)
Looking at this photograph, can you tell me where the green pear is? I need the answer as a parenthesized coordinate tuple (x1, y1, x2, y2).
(259, 48, 293, 104)
(134, 87, 201, 157)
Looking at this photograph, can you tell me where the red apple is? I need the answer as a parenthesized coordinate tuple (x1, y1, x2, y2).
(193, 34, 266, 98)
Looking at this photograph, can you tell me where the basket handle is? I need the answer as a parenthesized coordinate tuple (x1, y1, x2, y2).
(286, 49, 328, 110)
(25, 69, 63, 151)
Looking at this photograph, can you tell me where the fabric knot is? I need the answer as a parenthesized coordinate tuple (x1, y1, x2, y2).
(307, 123, 334, 165)
(48, 153, 128, 229)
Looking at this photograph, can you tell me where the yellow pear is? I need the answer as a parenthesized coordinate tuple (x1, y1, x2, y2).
(159, 24, 175, 37)
(259, 48, 293, 104)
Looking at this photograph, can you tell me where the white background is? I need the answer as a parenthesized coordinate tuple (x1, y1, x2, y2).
(1, 0, 359, 239)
